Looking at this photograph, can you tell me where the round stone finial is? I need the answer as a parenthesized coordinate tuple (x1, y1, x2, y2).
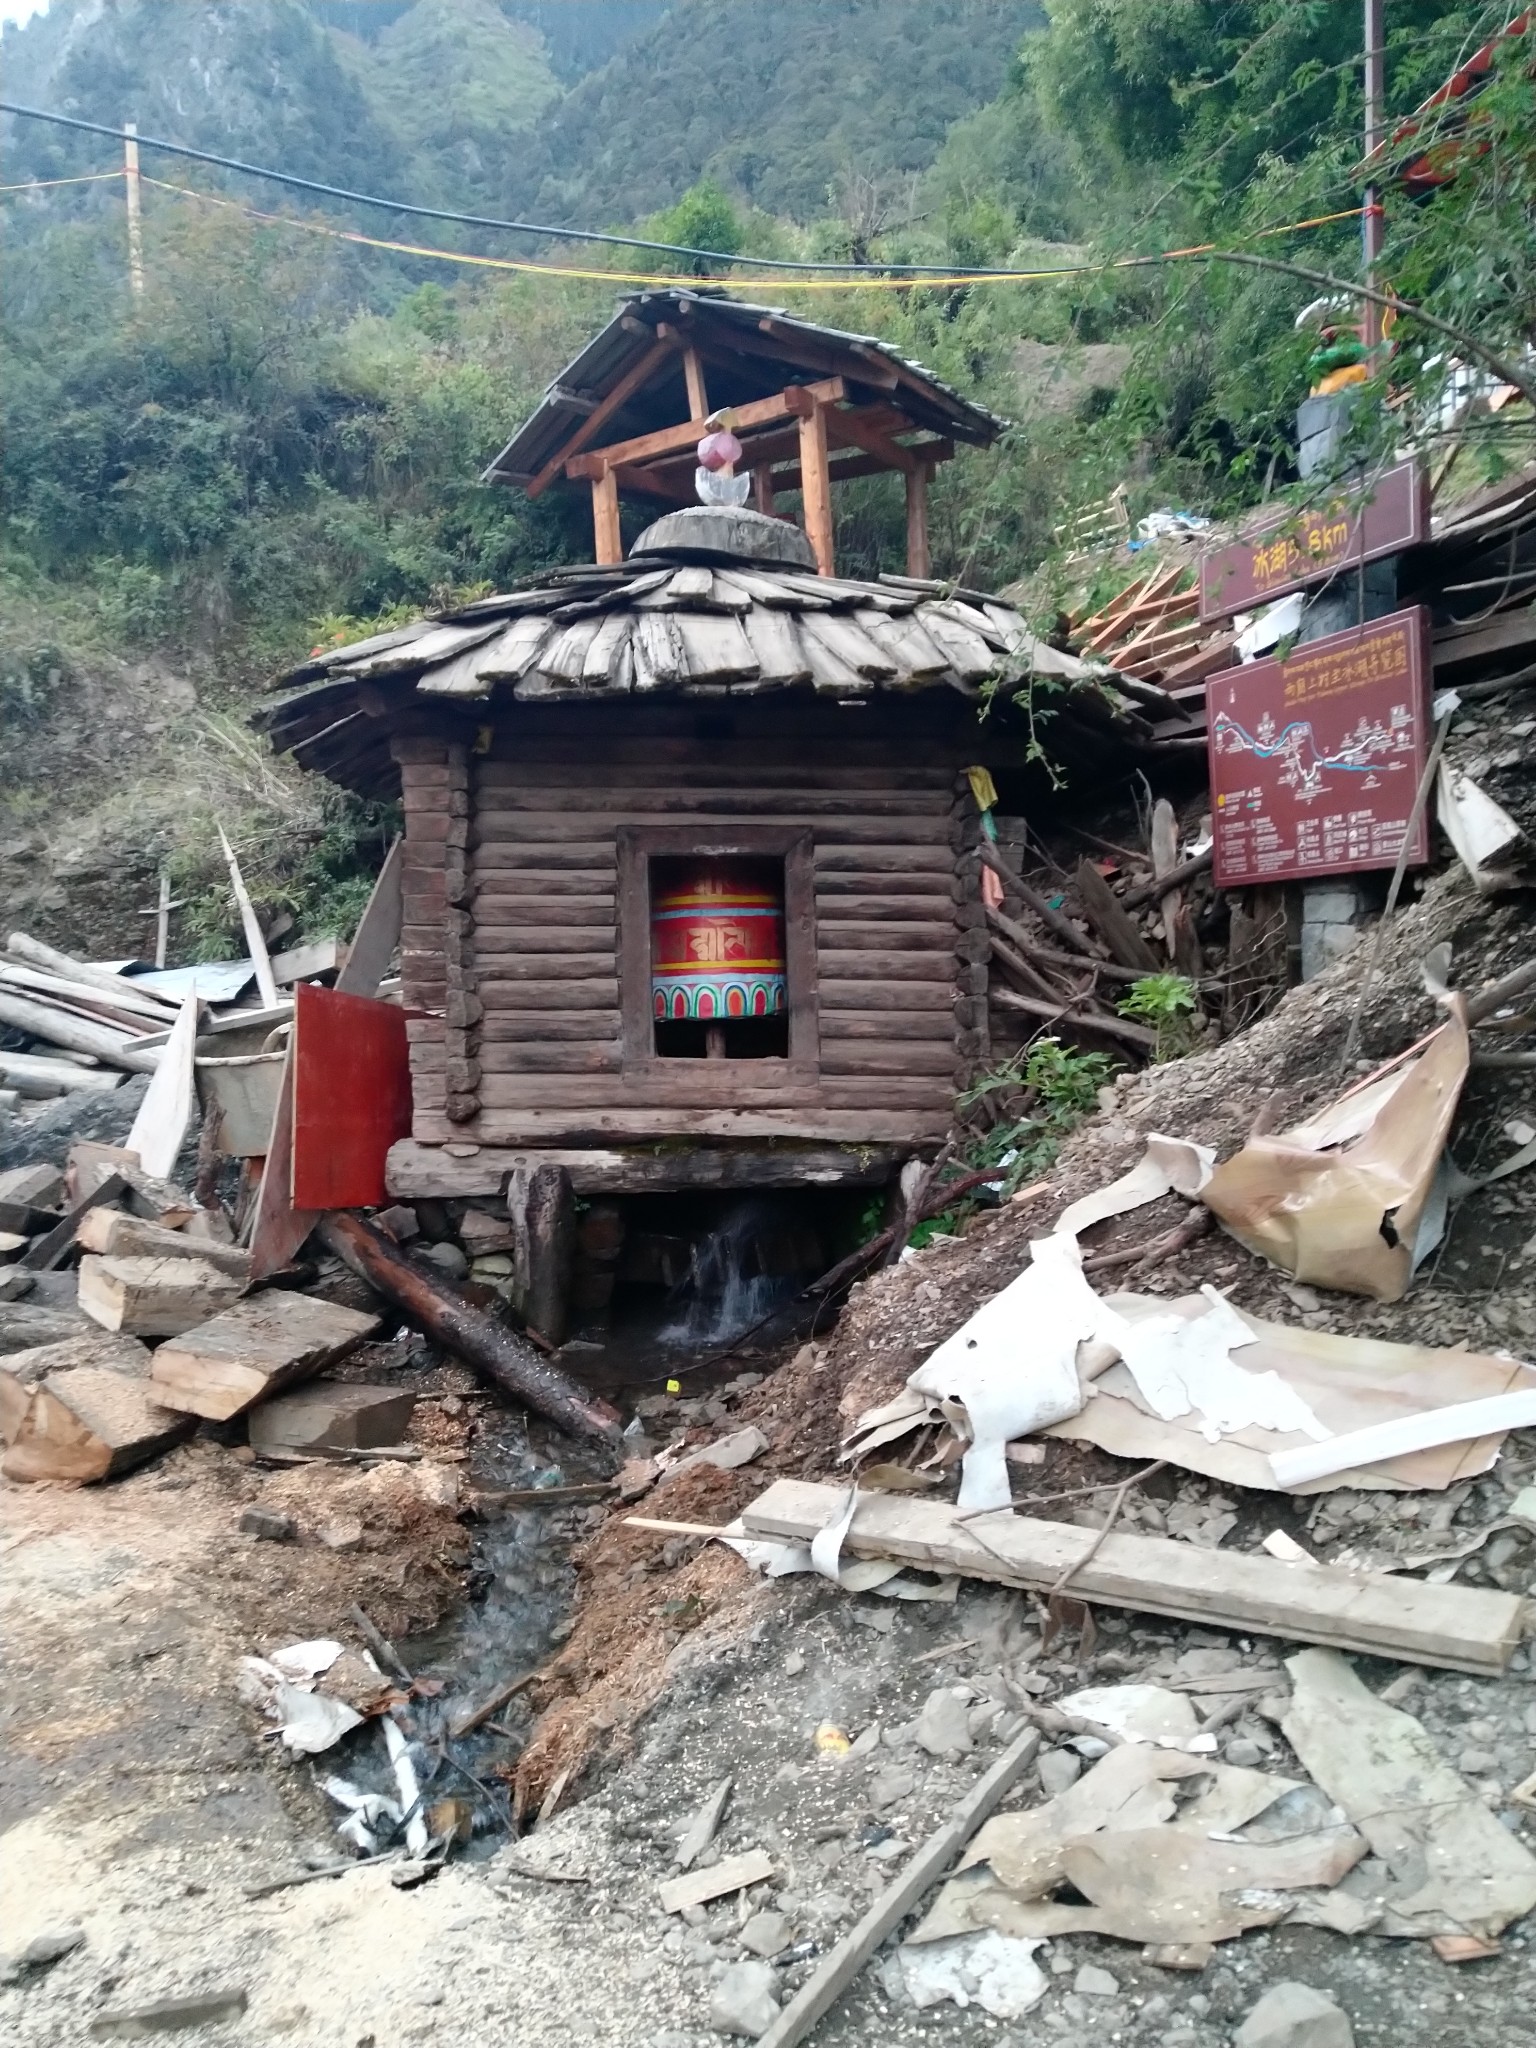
(631, 505, 818, 570)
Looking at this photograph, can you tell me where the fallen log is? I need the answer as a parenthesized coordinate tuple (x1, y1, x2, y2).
(5, 932, 179, 1015)
(0, 990, 158, 1074)
(978, 843, 1100, 958)
(320, 1212, 620, 1445)
(1120, 845, 1215, 911)
(991, 984, 1157, 1052)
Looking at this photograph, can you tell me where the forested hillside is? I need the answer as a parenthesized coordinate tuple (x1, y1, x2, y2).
(2, 0, 1532, 959)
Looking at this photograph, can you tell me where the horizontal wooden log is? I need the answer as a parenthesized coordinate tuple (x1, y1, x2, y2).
(741, 1480, 1526, 1677)
(0, 992, 158, 1074)
(469, 788, 952, 817)
(473, 951, 613, 980)
(819, 980, 952, 1012)
(478, 1011, 624, 1042)
(813, 848, 955, 875)
(472, 894, 617, 921)
(810, 894, 954, 922)
(474, 927, 617, 953)
(473, 845, 617, 872)
(479, 979, 620, 1010)
(472, 812, 952, 847)
(385, 1137, 910, 1197)
(438, 1108, 953, 1144)
(991, 985, 1156, 1051)
(819, 1012, 956, 1041)
(475, 1073, 825, 1110)
(821, 1079, 955, 1108)
(819, 1044, 956, 1077)
(470, 1044, 625, 1075)
(816, 952, 956, 982)
(817, 921, 956, 948)
(472, 760, 955, 791)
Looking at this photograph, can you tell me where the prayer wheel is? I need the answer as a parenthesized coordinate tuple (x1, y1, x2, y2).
(651, 861, 787, 1022)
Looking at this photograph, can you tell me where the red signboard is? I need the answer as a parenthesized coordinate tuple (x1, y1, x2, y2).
(1207, 607, 1431, 889)
(291, 982, 413, 1211)
(1198, 461, 1427, 622)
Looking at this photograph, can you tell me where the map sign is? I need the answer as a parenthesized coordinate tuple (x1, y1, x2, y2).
(1198, 460, 1426, 622)
(1207, 607, 1431, 889)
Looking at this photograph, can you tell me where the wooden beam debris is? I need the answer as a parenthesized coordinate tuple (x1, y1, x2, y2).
(150, 1291, 381, 1421)
(741, 1480, 1526, 1676)
(216, 827, 280, 1010)
(78, 1254, 248, 1338)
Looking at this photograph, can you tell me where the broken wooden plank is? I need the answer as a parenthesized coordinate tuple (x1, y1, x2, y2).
(334, 835, 404, 1001)
(124, 990, 199, 1182)
(20, 1173, 129, 1272)
(0, 1164, 65, 1208)
(247, 1380, 415, 1454)
(4, 932, 177, 1015)
(270, 938, 348, 985)
(149, 1291, 380, 1421)
(246, 1047, 319, 1282)
(0, 1330, 151, 1445)
(0, 1050, 123, 1098)
(741, 1480, 1526, 1676)
(757, 1724, 1042, 2048)
(3, 1364, 195, 1482)
(0, 989, 157, 1073)
(78, 1254, 247, 1338)
(658, 1849, 775, 1915)
(216, 826, 280, 1010)
(74, 1209, 252, 1278)
(1072, 857, 1162, 973)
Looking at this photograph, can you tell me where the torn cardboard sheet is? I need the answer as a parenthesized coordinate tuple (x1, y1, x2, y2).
(1437, 760, 1524, 890)
(237, 1658, 365, 1754)
(1054, 1134, 1214, 1237)
(1201, 1010, 1469, 1301)
(1282, 1648, 1536, 1938)
(1046, 1294, 1535, 1492)
(914, 1736, 1353, 1949)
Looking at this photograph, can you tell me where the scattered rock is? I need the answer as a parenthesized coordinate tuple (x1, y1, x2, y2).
(784, 1650, 805, 1677)
(1074, 1964, 1120, 1997)
(739, 1911, 788, 1959)
(238, 1507, 296, 1542)
(414, 1242, 468, 1279)
(869, 1766, 918, 1810)
(1224, 1738, 1266, 1769)
(1037, 1747, 1083, 1797)
(0, 1926, 84, 1984)
(1234, 1981, 1354, 2048)
(1457, 1747, 1500, 1777)
(317, 1515, 364, 1551)
(915, 1686, 972, 1758)
(708, 1959, 780, 2037)
(89, 1988, 249, 2037)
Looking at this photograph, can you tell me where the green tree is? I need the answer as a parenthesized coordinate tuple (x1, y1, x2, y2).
(650, 177, 746, 275)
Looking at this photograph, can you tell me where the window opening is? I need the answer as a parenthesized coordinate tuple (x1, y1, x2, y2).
(650, 855, 789, 1059)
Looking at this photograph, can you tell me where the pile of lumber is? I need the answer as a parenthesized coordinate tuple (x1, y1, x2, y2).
(979, 798, 1226, 1085)
(1066, 565, 1232, 740)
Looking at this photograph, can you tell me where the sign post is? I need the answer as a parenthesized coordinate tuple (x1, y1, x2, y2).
(1207, 607, 1432, 889)
(1198, 460, 1426, 622)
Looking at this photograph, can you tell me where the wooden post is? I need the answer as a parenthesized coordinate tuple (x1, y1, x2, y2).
(796, 400, 835, 576)
(682, 345, 710, 421)
(905, 462, 932, 580)
(523, 1162, 575, 1349)
(751, 465, 776, 516)
(152, 871, 170, 969)
(591, 467, 622, 565)
(123, 119, 145, 302)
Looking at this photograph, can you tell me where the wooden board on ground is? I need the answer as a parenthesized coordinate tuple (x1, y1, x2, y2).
(247, 1380, 415, 1454)
(124, 990, 199, 1182)
(657, 1850, 776, 1915)
(740, 1480, 1526, 1676)
(0, 1164, 65, 1209)
(0, 1330, 151, 1445)
(75, 1209, 253, 1278)
(78, 1254, 247, 1338)
(2, 1366, 194, 1482)
(150, 1293, 382, 1421)
(0, 1301, 92, 1355)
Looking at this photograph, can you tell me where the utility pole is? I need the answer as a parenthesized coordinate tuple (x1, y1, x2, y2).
(1362, 0, 1385, 348)
(123, 117, 145, 301)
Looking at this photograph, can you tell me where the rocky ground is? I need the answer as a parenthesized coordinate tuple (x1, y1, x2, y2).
(4, 826, 1536, 2045)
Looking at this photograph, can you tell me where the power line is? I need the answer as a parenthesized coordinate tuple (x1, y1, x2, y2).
(0, 98, 1066, 278)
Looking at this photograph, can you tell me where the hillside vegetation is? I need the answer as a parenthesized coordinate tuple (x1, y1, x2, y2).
(1, 0, 1532, 959)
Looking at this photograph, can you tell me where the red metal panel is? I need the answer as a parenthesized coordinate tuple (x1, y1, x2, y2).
(1198, 462, 1427, 622)
(291, 983, 413, 1211)
(1207, 607, 1431, 890)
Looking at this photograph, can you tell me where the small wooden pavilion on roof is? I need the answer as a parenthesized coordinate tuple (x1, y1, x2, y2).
(259, 302, 1160, 1306)
(484, 287, 1007, 576)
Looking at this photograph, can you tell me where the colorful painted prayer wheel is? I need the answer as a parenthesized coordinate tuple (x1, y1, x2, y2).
(651, 861, 787, 1022)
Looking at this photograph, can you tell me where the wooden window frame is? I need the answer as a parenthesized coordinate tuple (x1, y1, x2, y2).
(616, 824, 820, 1095)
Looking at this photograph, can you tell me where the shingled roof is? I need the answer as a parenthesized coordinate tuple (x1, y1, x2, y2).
(258, 508, 1167, 796)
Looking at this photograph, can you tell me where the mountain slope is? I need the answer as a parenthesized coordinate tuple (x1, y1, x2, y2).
(506, 0, 1045, 224)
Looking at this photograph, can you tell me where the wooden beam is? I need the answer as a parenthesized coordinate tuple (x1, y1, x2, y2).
(526, 336, 676, 500)
(752, 465, 776, 515)
(825, 406, 919, 473)
(741, 1479, 1528, 1676)
(796, 398, 835, 577)
(591, 468, 623, 565)
(567, 378, 845, 482)
(681, 345, 710, 421)
(906, 462, 932, 580)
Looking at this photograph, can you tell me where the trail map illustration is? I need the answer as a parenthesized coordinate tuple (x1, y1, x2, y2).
(1207, 608, 1430, 887)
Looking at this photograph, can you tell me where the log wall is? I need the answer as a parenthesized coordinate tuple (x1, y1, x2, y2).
(395, 705, 980, 1149)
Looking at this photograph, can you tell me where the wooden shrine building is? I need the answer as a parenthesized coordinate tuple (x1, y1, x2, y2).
(261, 299, 1147, 1217)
